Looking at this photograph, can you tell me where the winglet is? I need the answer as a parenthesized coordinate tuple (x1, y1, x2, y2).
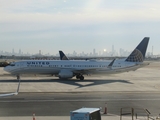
(125, 37, 149, 62)
(108, 59, 116, 68)
(59, 51, 69, 60)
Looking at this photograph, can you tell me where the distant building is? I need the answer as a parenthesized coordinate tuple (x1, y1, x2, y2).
(39, 50, 41, 56)
(19, 49, 21, 55)
(93, 49, 96, 56)
(12, 48, 15, 55)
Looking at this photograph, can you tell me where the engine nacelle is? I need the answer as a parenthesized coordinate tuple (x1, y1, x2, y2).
(58, 70, 73, 79)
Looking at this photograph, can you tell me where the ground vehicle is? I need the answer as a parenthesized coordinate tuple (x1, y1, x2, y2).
(70, 107, 101, 120)
(0, 61, 9, 67)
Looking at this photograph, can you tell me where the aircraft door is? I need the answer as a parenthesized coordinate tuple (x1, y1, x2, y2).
(19, 63, 24, 69)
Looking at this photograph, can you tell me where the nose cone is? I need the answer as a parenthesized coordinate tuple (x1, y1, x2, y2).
(3, 66, 10, 73)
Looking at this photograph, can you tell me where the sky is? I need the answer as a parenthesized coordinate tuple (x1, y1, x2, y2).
(0, 0, 160, 55)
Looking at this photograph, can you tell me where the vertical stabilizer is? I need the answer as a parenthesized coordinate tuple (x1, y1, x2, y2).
(59, 51, 69, 60)
(125, 37, 149, 62)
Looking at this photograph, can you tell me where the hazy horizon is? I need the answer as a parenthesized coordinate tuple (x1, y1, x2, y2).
(0, 0, 160, 55)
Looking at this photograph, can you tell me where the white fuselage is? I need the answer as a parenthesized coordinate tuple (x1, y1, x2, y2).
(3, 37, 150, 80)
(4, 59, 143, 77)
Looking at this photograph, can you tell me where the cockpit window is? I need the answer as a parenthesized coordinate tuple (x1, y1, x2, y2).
(9, 63, 15, 66)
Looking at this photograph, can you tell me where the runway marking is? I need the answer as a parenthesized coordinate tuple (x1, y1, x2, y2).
(1, 98, 160, 102)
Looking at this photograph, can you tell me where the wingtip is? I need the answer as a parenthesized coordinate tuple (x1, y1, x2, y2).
(108, 59, 116, 67)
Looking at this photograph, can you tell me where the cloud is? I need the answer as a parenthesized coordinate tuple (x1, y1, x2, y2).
(0, 0, 160, 25)
(1, 7, 160, 23)
(0, 0, 160, 54)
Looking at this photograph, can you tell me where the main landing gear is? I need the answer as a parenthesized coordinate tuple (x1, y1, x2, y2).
(76, 74, 84, 80)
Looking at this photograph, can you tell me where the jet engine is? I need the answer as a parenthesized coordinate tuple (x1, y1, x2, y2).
(58, 70, 73, 79)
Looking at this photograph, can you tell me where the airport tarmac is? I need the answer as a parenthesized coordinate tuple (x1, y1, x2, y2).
(0, 61, 160, 93)
(0, 61, 160, 120)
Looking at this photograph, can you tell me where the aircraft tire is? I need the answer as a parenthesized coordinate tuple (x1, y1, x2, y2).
(80, 76, 84, 80)
(76, 75, 80, 79)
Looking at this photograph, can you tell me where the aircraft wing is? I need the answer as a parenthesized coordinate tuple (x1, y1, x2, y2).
(0, 80, 20, 97)
(73, 59, 116, 74)
(73, 68, 96, 74)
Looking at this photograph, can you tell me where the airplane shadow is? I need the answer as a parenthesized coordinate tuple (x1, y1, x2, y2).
(0, 78, 133, 89)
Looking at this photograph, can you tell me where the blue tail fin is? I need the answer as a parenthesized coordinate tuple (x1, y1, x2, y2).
(59, 51, 69, 60)
(125, 37, 149, 62)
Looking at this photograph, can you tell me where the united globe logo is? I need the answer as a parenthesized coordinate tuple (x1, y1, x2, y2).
(126, 49, 143, 62)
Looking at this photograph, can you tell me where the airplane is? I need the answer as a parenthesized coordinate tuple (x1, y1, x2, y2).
(0, 80, 20, 97)
(4, 37, 149, 80)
